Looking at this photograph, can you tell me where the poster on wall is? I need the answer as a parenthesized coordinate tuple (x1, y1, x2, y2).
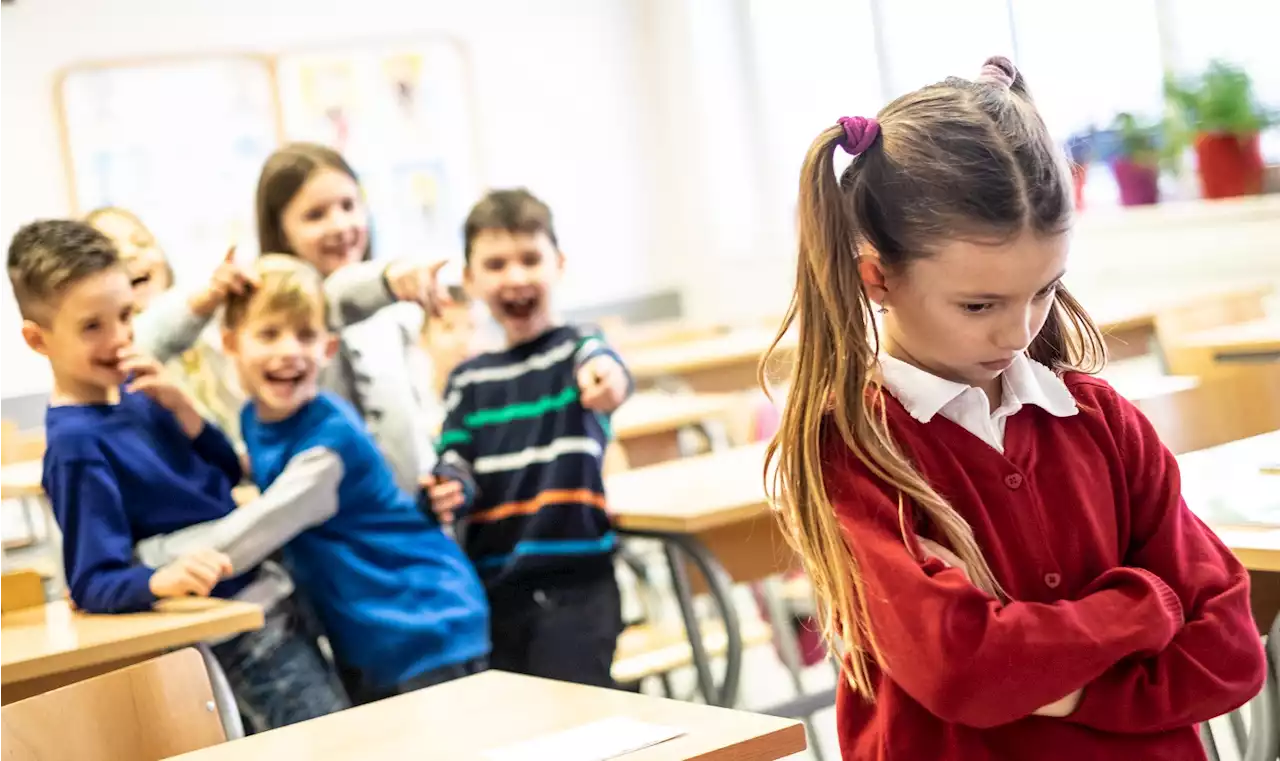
(58, 57, 279, 286)
(275, 40, 480, 264)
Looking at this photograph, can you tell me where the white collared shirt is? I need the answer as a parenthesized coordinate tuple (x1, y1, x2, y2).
(878, 353, 1079, 453)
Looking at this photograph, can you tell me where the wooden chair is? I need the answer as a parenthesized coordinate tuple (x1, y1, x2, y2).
(0, 648, 226, 761)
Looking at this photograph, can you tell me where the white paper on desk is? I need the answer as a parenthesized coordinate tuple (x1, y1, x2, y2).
(483, 717, 685, 761)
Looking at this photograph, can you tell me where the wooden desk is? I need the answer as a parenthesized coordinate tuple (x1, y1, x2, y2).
(611, 393, 738, 468)
(1, 461, 42, 501)
(168, 670, 806, 761)
(626, 329, 797, 393)
(1167, 318, 1280, 377)
(1, 597, 263, 704)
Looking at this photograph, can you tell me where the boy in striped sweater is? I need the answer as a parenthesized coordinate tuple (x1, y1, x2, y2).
(427, 189, 632, 687)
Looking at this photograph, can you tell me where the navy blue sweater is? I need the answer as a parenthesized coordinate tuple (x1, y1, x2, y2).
(433, 325, 630, 592)
(42, 391, 255, 613)
(243, 391, 489, 689)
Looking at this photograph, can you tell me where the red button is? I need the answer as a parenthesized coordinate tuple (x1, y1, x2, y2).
(1004, 473, 1024, 489)
(1045, 573, 1061, 588)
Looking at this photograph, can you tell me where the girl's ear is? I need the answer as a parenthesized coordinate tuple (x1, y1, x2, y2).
(857, 249, 890, 309)
(324, 333, 340, 360)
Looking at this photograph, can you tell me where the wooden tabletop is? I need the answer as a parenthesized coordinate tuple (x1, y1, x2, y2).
(612, 393, 738, 441)
(626, 329, 796, 382)
(608, 442, 770, 534)
(1175, 318, 1280, 355)
(1, 460, 42, 500)
(168, 670, 806, 761)
(1, 597, 263, 685)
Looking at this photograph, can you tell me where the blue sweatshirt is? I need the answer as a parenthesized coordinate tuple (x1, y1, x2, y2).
(433, 325, 630, 592)
(42, 391, 255, 613)
(241, 391, 489, 689)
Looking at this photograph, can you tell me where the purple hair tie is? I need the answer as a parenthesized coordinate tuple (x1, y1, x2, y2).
(837, 116, 880, 156)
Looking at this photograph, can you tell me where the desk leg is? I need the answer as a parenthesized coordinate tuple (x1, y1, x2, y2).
(196, 643, 245, 740)
(621, 529, 743, 708)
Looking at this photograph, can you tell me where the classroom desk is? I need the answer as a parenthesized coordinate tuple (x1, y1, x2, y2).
(167, 670, 807, 761)
(612, 392, 737, 468)
(609, 443, 780, 708)
(625, 329, 797, 394)
(1, 597, 263, 704)
(0, 460, 42, 501)
(1167, 319, 1280, 378)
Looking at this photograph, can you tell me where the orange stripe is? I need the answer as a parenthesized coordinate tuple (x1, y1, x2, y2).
(470, 489, 607, 524)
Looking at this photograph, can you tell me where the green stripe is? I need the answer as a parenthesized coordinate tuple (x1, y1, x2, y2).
(595, 412, 613, 441)
(464, 385, 580, 428)
(437, 428, 472, 452)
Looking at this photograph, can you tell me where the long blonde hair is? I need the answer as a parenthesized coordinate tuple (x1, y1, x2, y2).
(761, 56, 1106, 700)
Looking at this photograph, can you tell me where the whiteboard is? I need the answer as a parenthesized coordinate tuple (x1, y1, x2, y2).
(57, 39, 481, 285)
(58, 56, 279, 285)
(275, 40, 481, 265)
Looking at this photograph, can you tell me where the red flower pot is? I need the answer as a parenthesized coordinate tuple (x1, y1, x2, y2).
(1194, 132, 1264, 199)
(1110, 158, 1160, 206)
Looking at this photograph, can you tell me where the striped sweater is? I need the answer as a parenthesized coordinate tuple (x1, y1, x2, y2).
(433, 325, 629, 591)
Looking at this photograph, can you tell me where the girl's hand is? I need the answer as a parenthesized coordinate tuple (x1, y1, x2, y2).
(189, 246, 257, 318)
(917, 536, 972, 582)
(385, 259, 451, 316)
(149, 549, 232, 599)
(1032, 688, 1083, 717)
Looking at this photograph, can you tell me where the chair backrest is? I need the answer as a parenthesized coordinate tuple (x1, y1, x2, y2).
(0, 648, 226, 761)
(1, 421, 46, 466)
(1, 570, 45, 613)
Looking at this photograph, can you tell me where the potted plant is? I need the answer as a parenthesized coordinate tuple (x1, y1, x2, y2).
(1165, 61, 1274, 199)
(1107, 113, 1166, 206)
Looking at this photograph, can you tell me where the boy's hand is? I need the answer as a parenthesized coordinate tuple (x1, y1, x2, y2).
(188, 246, 257, 318)
(577, 355, 629, 413)
(421, 475, 464, 524)
(1032, 688, 1083, 717)
(149, 549, 232, 599)
(120, 350, 204, 438)
(385, 259, 451, 316)
(917, 536, 971, 582)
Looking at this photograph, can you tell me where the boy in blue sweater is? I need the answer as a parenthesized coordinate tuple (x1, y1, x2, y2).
(148, 254, 490, 705)
(7, 220, 348, 730)
(427, 189, 632, 688)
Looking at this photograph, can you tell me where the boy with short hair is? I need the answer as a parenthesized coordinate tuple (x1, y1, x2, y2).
(144, 254, 490, 704)
(427, 188, 632, 687)
(8, 219, 347, 730)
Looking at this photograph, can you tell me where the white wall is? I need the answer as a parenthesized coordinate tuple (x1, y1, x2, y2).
(0, 0, 666, 397)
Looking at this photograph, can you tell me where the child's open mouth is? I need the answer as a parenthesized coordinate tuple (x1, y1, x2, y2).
(499, 295, 540, 321)
(263, 368, 306, 395)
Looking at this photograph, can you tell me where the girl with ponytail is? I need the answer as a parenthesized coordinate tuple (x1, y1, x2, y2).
(763, 56, 1263, 759)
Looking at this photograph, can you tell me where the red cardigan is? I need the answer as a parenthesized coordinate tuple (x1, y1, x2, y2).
(828, 373, 1265, 760)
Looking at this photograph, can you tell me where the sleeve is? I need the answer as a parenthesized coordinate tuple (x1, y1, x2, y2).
(1062, 389, 1266, 733)
(45, 456, 157, 613)
(324, 260, 396, 328)
(135, 447, 343, 574)
(830, 454, 1186, 729)
(131, 289, 211, 364)
(431, 370, 479, 513)
(573, 326, 635, 399)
